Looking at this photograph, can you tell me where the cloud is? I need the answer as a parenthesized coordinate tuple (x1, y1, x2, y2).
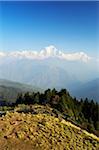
(0, 45, 91, 62)
(0, 52, 6, 57)
(58, 51, 91, 62)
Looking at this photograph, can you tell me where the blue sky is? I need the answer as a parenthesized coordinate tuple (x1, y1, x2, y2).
(0, 1, 98, 57)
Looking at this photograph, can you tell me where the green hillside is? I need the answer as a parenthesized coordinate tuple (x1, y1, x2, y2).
(0, 104, 99, 150)
(0, 79, 41, 102)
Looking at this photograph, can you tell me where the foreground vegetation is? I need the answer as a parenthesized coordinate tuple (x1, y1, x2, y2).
(0, 104, 99, 150)
(14, 89, 99, 136)
(0, 88, 99, 149)
(0, 88, 99, 136)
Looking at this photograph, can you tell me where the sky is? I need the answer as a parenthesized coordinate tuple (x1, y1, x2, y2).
(0, 1, 98, 58)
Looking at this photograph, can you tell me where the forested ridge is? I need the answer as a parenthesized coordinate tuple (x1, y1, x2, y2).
(1, 88, 98, 136)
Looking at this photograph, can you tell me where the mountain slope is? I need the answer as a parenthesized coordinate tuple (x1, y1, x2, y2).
(0, 79, 41, 103)
(0, 57, 98, 101)
(27, 65, 79, 89)
(71, 78, 99, 102)
(0, 104, 99, 150)
(0, 58, 82, 90)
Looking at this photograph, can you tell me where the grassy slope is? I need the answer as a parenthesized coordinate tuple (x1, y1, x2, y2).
(0, 104, 99, 150)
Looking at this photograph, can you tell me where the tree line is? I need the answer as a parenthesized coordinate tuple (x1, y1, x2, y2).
(15, 88, 99, 136)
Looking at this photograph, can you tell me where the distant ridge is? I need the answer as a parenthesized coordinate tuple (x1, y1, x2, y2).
(0, 79, 41, 103)
(71, 78, 99, 102)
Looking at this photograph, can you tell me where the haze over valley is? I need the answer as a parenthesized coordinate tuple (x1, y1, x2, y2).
(0, 45, 99, 102)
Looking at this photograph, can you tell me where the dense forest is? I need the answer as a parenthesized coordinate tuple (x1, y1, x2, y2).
(0, 88, 99, 136)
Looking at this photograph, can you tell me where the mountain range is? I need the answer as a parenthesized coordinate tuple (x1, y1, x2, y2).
(0, 78, 98, 103)
(0, 46, 99, 102)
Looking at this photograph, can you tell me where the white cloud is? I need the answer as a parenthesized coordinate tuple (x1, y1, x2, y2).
(9, 51, 38, 59)
(0, 52, 6, 57)
(58, 51, 91, 62)
(0, 45, 91, 62)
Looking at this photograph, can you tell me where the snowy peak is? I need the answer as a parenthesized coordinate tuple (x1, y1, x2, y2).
(0, 45, 91, 62)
